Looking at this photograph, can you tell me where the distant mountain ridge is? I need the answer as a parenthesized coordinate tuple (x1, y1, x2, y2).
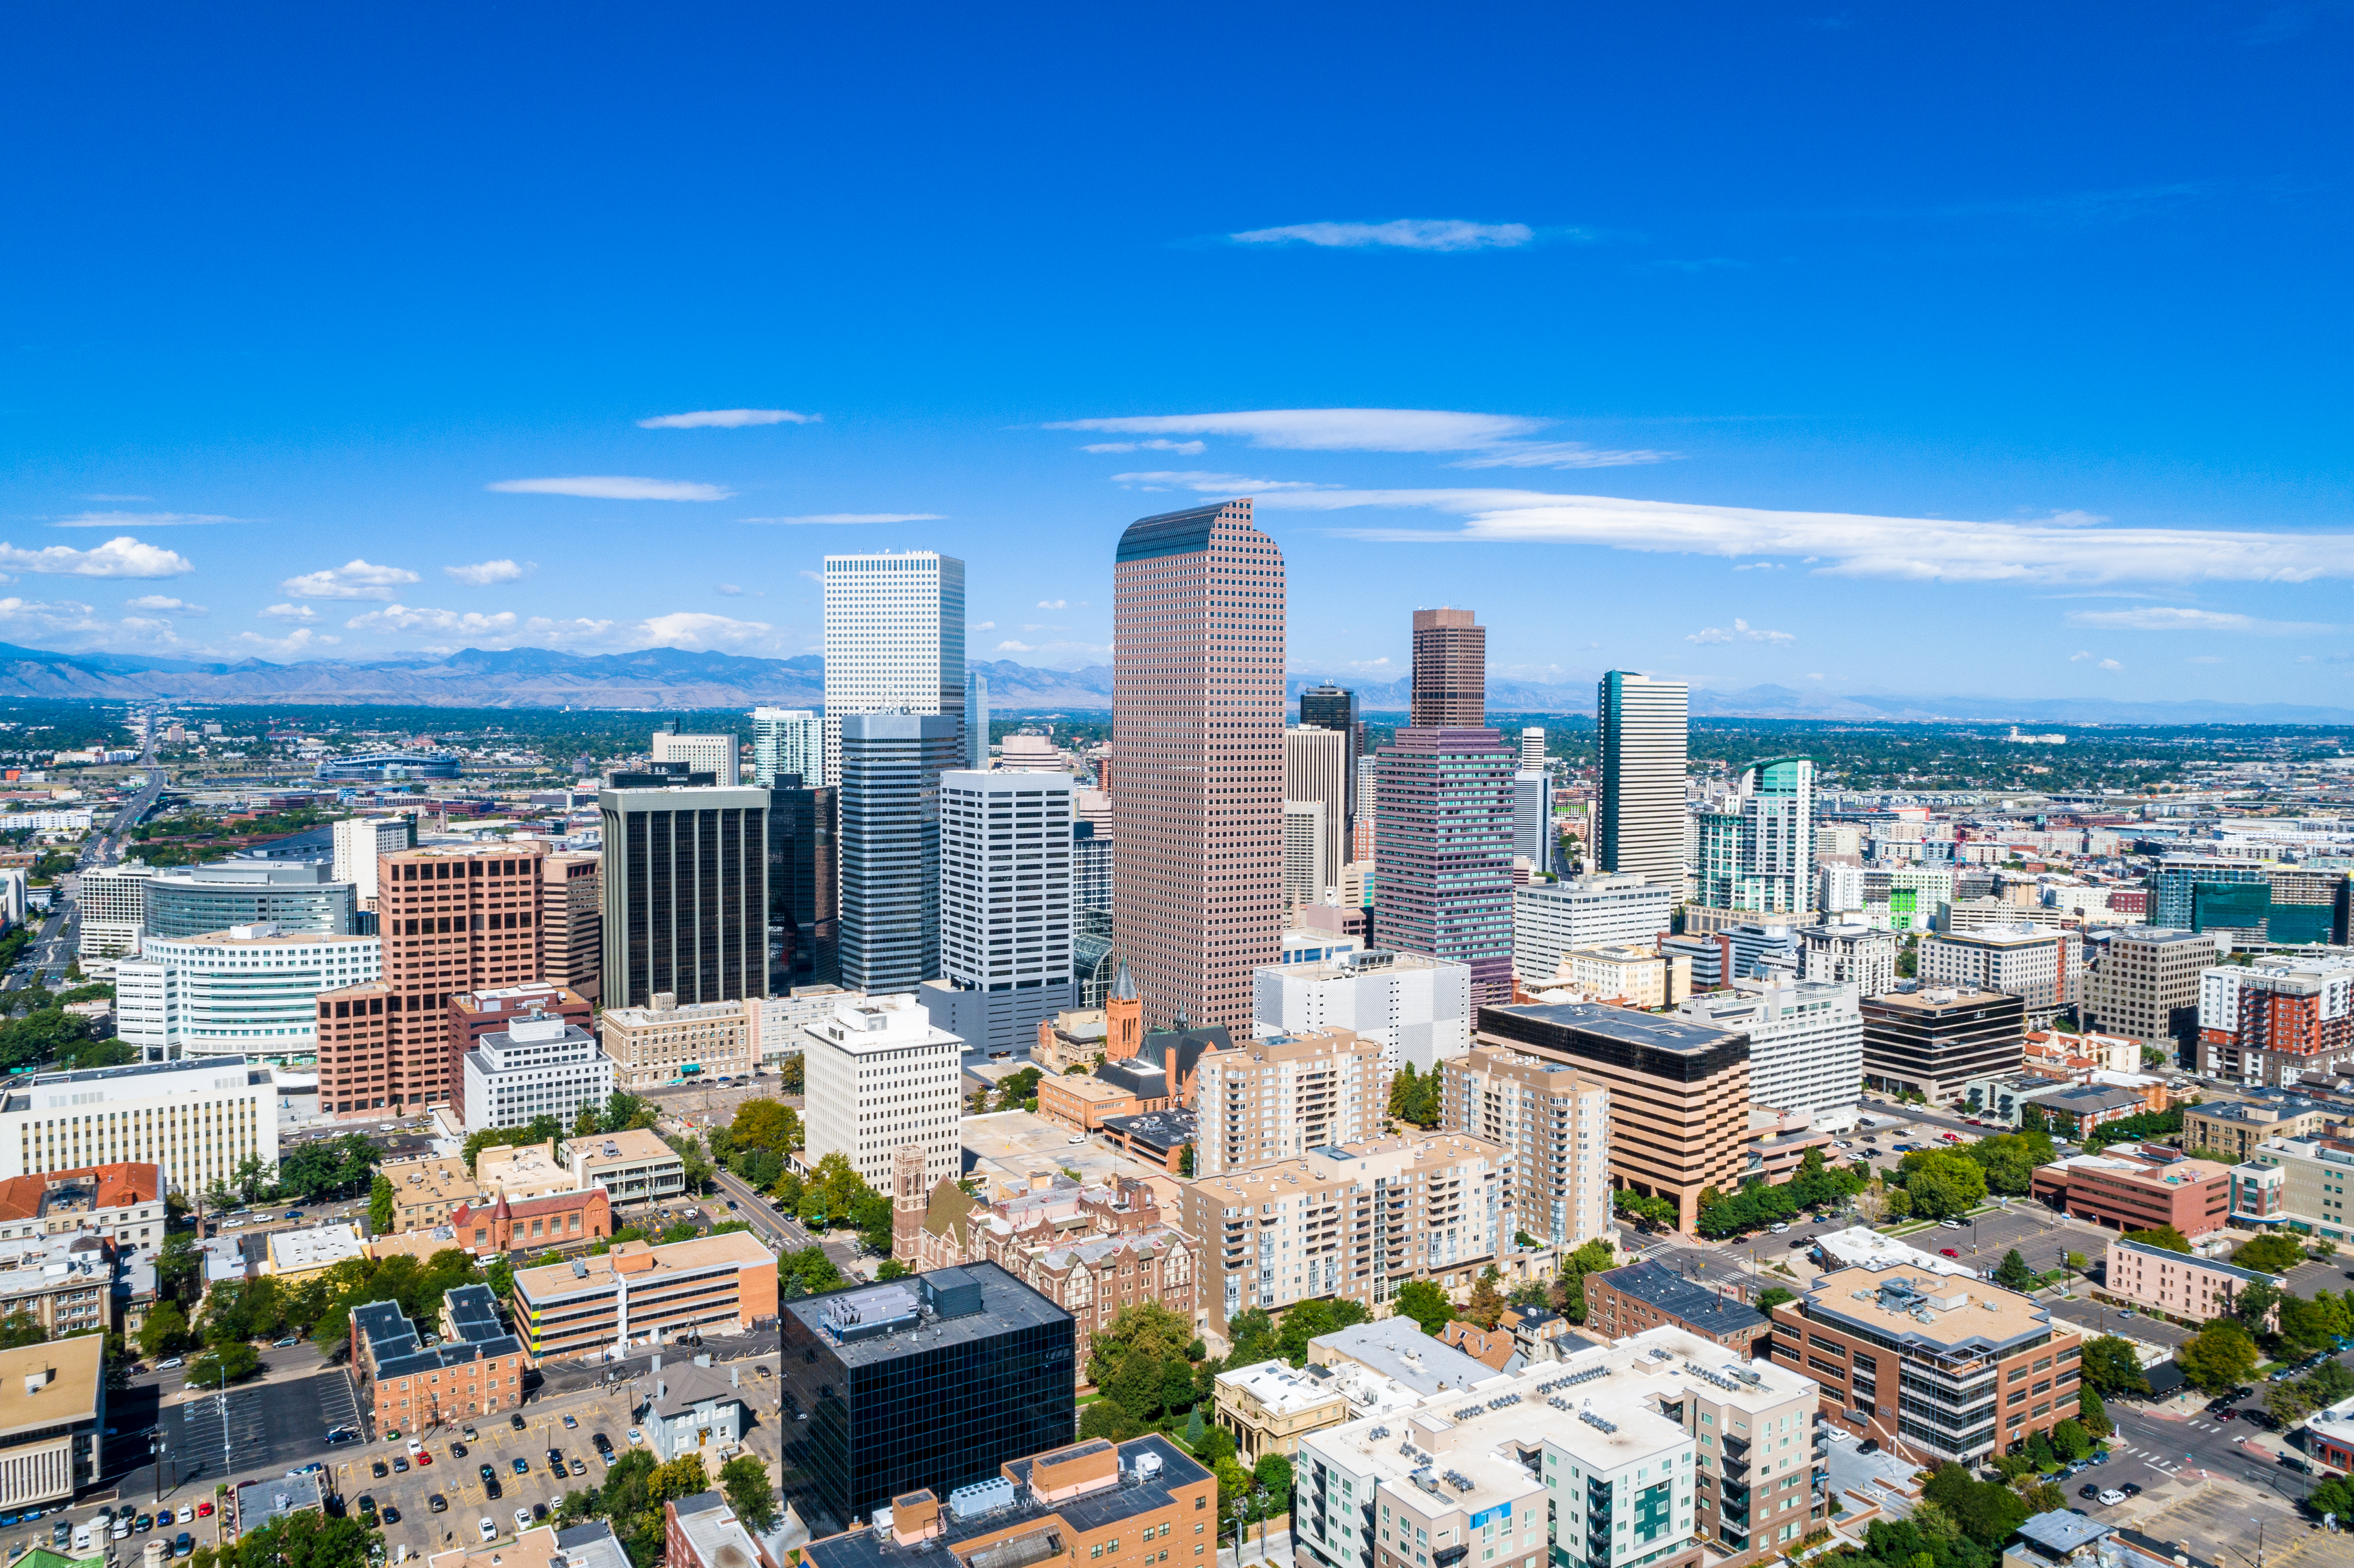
(0, 642, 2341, 724)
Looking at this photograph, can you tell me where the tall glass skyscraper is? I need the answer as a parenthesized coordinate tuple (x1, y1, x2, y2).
(1691, 756, 1815, 915)
(750, 706, 825, 788)
(837, 713, 960, 996)
(1296, 682, 1360, 828)
(1595, 670, 1690, 892)
(597, 784, 770, 1009)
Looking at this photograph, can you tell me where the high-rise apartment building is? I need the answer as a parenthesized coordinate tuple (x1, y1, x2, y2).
(1351, 754, 1378, 863)
(1678, 977, 1864, 1120)
(822, 549, 966, 785)
(1284, 725, 1349, 890)
(652, 726, 740, 786)
(75, 862, 155, 958)
(922, 769, 1075, 1055)
(1510, 873, 1675, 985)
(333, 816, 415, 909)
(1296, 683, 1360, 828)
(1280, 800, 1329, 909)
(1111, 501, 1283, 1031)
(1859, 988, 2024, 1105)
(315, 843, 547, 1118)
(597, 784, 769, 1011)
(1595, 671, 1689, 891)
(1254, 948, 1472, 1073)
(1193, 1027, 1390, 1176)
(2198, 955, 2354, 1085)
(800, 992, 963, 1193)
(2147, 855, 2267, 933)
(770, 781, 838, 987)
(1373, 727, 1516, 1005)
(1409, 608, 1485, 726)
(2083, 927, 2223, 1062)
(116, 925, 380, 1064)
(963, 671, 990, 772)
(1800, 922, 1895, 998)
(750, 707, 825, 789)
(837, 714, 960, 997)
(1439, 1045, 1612, 1251)
(539, 852, 602, 1004)
(1691, 758, 1815, 916)
(1919, 926, 2081, 1022)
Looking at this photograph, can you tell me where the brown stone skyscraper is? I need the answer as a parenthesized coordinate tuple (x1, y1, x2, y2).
(1410, 607, 1485, 726)
(1112, 498, 1283, 1030)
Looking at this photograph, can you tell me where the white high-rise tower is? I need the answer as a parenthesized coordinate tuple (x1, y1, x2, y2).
(822, 550, 967, 784)
(750, 706, 825, 787)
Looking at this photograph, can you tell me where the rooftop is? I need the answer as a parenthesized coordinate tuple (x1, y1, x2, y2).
(476, 1140, 572, 1194)
(648, 1360, 751, 1419)
(1807, 1225, 1979, 1279)
(514, 1231, 775, 1306)
(1591, 1261, 1767, 1336)
(670, 1491, 766, 1568)
(781, 1260, 1071, 1371)
(0, 1162, 160, 1222)
(1794, 1266, 2061, 1360)
(2110, 1237, 2284, 1286)
(234, 1471, 324, 1531)
(0, 1337, 100, 1440)
(267, 1223, 365, 1274)
(570, 1127, 677, 1167)
(377, 1154, 480, 1207)
(425, 1524, 567, 1568)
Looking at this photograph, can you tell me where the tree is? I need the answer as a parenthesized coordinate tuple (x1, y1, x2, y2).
(184, 1340, 262, 1388)
(1079, 1400, 1143, 1441)
(2175, 1318, 2259, 1393)
(1897, 1150, 1987, 1220)
(730, 1098, 800, 1154)
(2232, 1280, 2282, 1335)
(875, 1259, 912, 1281)
(669, 1135, 714, 1194)
(2232, 1234, 2304, 1275)
(0, 1314, 44, 1349)
(368, 1174, 394, 1235)
(202, 1507, 381, 1568)
(1464, 1267, 1506, 1331)
(2077, 1336, 2149, 1397)
(138, 1301, 188, 1359)
(1252, 1452, 1293, 1511)
(1184, 1404, 1206, 1452)
(2048, 1419, 2092, 1462)
(1178, 1143, 1196, 1177)
(1393, 1280, 1451, 1336)
(1994, 1250, 2036, 1291)
(2267, 1380, 2317, 1427)
(2120, 1225, 2190, 1256)
(2307, 1475, 2354, 1526)
(1920, 1463, 2028, 1545)
(719, 1455, 780, 1532)
(2077, 1386, 2111, 1437)
(1272, 1299, 1370, 1367)
(1615, 1189, 1677, 1229)
(1755, 1286, 1795, 1313)
(1387, 1064, 1442, 1129)
(777, 1246, 845, 1300)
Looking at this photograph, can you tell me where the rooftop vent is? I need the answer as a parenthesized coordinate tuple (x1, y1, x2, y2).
(1578, 1409, 1617, 1435)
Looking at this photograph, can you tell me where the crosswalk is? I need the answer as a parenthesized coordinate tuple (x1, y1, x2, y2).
(2109, 1441, 2187, 1475)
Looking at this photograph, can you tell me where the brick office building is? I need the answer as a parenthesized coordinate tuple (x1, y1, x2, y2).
(446, 1185, 611, 1256)
(2028, 1150, 2233, 1236)
(1584, 1260, 1770, 1355)
(351, 1283, 525, 1436)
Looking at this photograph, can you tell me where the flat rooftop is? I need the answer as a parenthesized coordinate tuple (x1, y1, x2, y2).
(781, 1260, 1071, 1372)
(0, 1337, 100, 1440)
(570, 1127, 677, 1165)
(1798, 1266, 2059, 1358)
(514, 1231, 774, 1306)
(1308, 1318, 1508, 1397)
(1592, 1260, 1767, 1336)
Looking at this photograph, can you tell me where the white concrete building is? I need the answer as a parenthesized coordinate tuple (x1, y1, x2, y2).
(1281, 800, 1330, 910)
(74, 862, 154, 960)
(749, 706, 825, 788)
(1511, 873, 1673, 985)
(1678, 976, 1865, 1122)
(1254, 948, 1473, 1072)
(1798, 922, 1897, 999)
(1513, 770, 1552, 868)
(1519, 726, 1546, 772)
(822, 549, 965, 786)
(330, 816, 412, 909)
(114, 923, 381, 1064)
(1285, 725, 1349, 892)
(458, 1016, 616, 1136)
(1920, 924, 2082, 1021)
(0, 1057, 278, 1197)
(1817, 862, 1865, 917)
(0, 868, 25, 930)
(800, 992, 963, 1193)
(925, 769, 1075, 1058)
(651, 728, 740, 785)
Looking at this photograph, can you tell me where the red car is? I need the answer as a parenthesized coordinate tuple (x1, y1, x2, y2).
(196, 1501, 213, 1519)
(1940, 1248, 1960, 1258)
(416, 1451, 433, 1466)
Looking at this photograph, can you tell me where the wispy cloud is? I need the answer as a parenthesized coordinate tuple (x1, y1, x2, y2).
(636, 408, 819, 429)
(1229, 220, 1536, 251)
(280, 560, 422, 600)
(1255, 486, 2354, 585)
(973, 621, 996, 631)
(741, 512, 945, 525)
(444, 559, 536, 586)
(52, 511, 240, 528)
(715, 584, 744, 597)
(236, 626, 341, 657)
(488, 476, 733, 501)
(1038, 599, 1067, 610)
(996, 639, 1034, 653)
(258, 604, 318, 622)
(1054, 409, 1675, 470)
(1080, 439, 1206, 455)
(2064, 606, 2337, 634)
(346, 604, 520, 636)
(125, 595, 205, 615)
(635, 612, 774, 652)
(2100, 658, 2123, 669)
(1687, 619, 1794, 645)
(0, 537, 193, 578)
(1109, 470, 1339, 493)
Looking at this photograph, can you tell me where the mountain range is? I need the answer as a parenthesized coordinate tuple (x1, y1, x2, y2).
(0, 642, 2344, 725)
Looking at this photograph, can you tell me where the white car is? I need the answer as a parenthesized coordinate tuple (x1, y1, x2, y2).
(2096, 1489, 2125, 1507)
(1939, 1219, 1965, 1230)
(405, 1438, 423, 1456)
(627, 1428, 644, 1446)
(514, 1509, 532, 1532)
(478, 1519, 498, 1543)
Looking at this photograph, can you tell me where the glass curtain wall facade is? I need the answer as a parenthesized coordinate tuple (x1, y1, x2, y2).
(1595, 671, 1689, 893)
(770, 784, 838, 988)
(598, 786, 771, 1010)
(838, 714, 960, 996)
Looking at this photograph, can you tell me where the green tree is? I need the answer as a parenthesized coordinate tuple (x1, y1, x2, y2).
(730, 1098, 801, 1154)
(368, 1174, 394, 1235)
(1994, 1250, 2036, 1291)
(184, 1340, 262, 1387)
(138, 1301, 188, 1359)
(719, 1454, 780, 1532)
(1272, 1298, 1370, 1366)
(0, 1313, 44, 1348)
(875, 1259, 912, 1281)
(2077, 1386, 2111, 1437)
(1252, 1451, 1293, 1510)
(200, 1506, 382, 1568)
(2077, 1335, 2149, 1396)
(2048, 1419, 2092, 1462)
(1464, 1266, 1506, 1330)
(2175, 1318, 2259, 1393)
(2307, 1475, 2354, 1526)
(2120, 1225, 2190, 1255)
(1079, 1400, 1143, 1442)
(1897, 1150, 1987, 1220)
(778, 1245, 846, 1300)
(1755, 1286, 1795, 1313)
(1393, 1280, 1451, 1336)
(1387, 1063, 1442, 1128)
(2232, 1234, 2304, 1275)
(1920, 1462, 2028, 1545)
(1178, 1143, 1196, 1177)
(670, 1134, 715, 1194)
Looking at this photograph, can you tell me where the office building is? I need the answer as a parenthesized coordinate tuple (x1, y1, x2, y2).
(1286, 724, 1350, 893)
(1181, 1134, 1506, 1332)
(777, 1264, 1075, 1536)
(598, 782, 769, 1011)
(1410, 607, 1485, 725)
(802, 992, 963, 1193)
(1438, 1045, 1612, 1251)
(1798, 923, 1896, 999)
(598, 992, 754, 1089)
(1510, 873, 1674, 986)
(511, 1230, 778, 1365)
(1254, 948, 1471, 1073)
(770, 779, 838, 986)
(333, 815, 415, 909)
(1193, 1027, 1389, 1175)
(962, 671, 990, 772)
(1677, 977, 1863, 1121)
(114, 924, 380, 1064)
(1281, 800, 1329, 909)
(1919, 926, 2080, 1022)
(1297, 683, 1361, 823)
(1555, 944, 1687, 1009)
(459, 1015, 614, 1136)
(652, 726, 740, 786)
(74, 862, 154, 959)
(1111, 500, 1283, 1031)
(1690, 758, 1815, 918)
(838, 714, 960, 996)
(2103, 1237, 2282, 1325)
(1595, 671, 1688, 892)
(2082, 927, 2223, 1063)
(1071, 823, 1112, 915)
(1771, 1266, 2082, 1464)
(539, 851, 602, 1004)
(1520, 726, 1546, 772)
(925, 769, 1075, 1055)
(0, 1057, 277, 1197)
(317, 844, 548, 1117)
(823, 548, 966, 785)
(2197, 954, 2354, 1085)
(2182, 1093, 2343, 1164)
(2148, 855, 2268, 934)
(1512, 770, 1552, 869)
(374, 1153, 482, 1232)
(750, 706, 825, 789)
(446, 981, 594, 1125)
(0, 1337, 103, 1509)
(1859, 987, 2024, 1105)
(1375, 725, 1516, 1006)
(1474, 1004, 1750, 1234)
(1583, 1260, 1769, 1355)
(569, 1126, 687, 1206)
(143, 860, 357, 940)
(2028, 1149, 2231, 1235)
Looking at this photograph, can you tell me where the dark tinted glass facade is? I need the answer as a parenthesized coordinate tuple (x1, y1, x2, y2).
(598, 786, 770, 1008)
(770, 784, 838, 987)
(838, 715, 959, 996)
(777, 1263, 1075, 1536)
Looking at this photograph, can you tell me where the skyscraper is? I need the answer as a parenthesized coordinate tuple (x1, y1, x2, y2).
(964, 669, 990, 771)
(922, 768, 1075, 1055)
(1595, 670, 1689, 891)
(1296, 682, 1360, 827)
(1691, 756, 1816, 916)
(750, 707, 825, 788)
(822, 549, 967, 782)
(652, 725, 740, 785)
(769, 781, 838, 987)
(1280, 800, 1329, 909)
(1409, 607, 1485, 726)
(1111, 499, 1283, 1030)
(1519, 726, 1546, 772)
(1283, 724, 1348, 889)
(598, 783, 770, 1011)
(837, 713, 960, 996)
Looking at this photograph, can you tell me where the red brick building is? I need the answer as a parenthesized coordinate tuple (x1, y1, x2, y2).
(2029, 1150, 2233, 1236)
(350, 1283, 524, 1437)
(447, 1185, 610, 1256)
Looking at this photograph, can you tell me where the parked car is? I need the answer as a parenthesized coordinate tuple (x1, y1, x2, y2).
(1768, 1222, 1789, 1234)
(382, 1507, 402, 1525)
(512, 1457, 530, 1475)
(196, 1501, 213, 1518)
(358, 1497, 377, 1521)
(392, 1457, 408, 1474)
(154, 1358, 183, 1371)
(569, 1458, 587, 1477)
(1940, 1248, 1960, 1259)
(2097, 1490, 2124, 1507)
(451, 1442, 467, 1459)
(513, 1509, 532, 1532)
(562, 1414, 577, 1429)
(174, 1534, 192, 1559)
(372, 1462, 389, 1479)
(2120, 1484, 2142, 1498)
(272, 1336, 299, 1348)
(478, 1520, 498, 1544)
(428, 1496, 448, 1515)
(1938, 1219, 1965, 1230)
(511, 1413, 527, 1431)
(1856, 1440, 1878, 1454)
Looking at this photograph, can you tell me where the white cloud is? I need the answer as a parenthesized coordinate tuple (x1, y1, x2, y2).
(995, 640, 1034, 653)
(1110, 471, 1340, 492)
(2099, 658, 2124, 669)
(52, 511, 239, 528)
(715, 584, 744, 596)
(125, 595, 205, 615)
(1056, 409, 1673, 470)
(0, 536, 194, 578)
(488, 476, 733, 501)
(798, 569, 823, 585)
(740, 512, 945, 524)
(973, 621, 995, 631)
(280, 560, 422, 600)
(444, 559, 536, 586)
(0, 598, 99, 632)
(2069, 650, 2096, 662)
(1732, 562, 1784, 571)
(235, 627, 341, 657)
(2064, 606, 2336, 634)
(1255, 486, 2354, 585)
(345, 604, 523, 636)
(1686, 619, 1795, 645)
(259, 604, 319, 622)
(1038, 599, 1067, 610)
(1080, 439, 1206, 455)
(1228, 219, 1534, 251)
(635, 612, 774, 652)
(636, 408, 819, 429)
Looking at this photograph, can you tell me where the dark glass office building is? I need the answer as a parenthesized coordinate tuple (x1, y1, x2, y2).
(769, 779, 839, 987)
(597, 783, 770, 1008)
(837, 713, 960, 996)
(777, 1262, 1075, 1537)
(1296, 682, 1360, 823)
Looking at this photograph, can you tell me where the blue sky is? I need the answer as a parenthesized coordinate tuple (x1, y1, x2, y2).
(2, 2, 2348, 702)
